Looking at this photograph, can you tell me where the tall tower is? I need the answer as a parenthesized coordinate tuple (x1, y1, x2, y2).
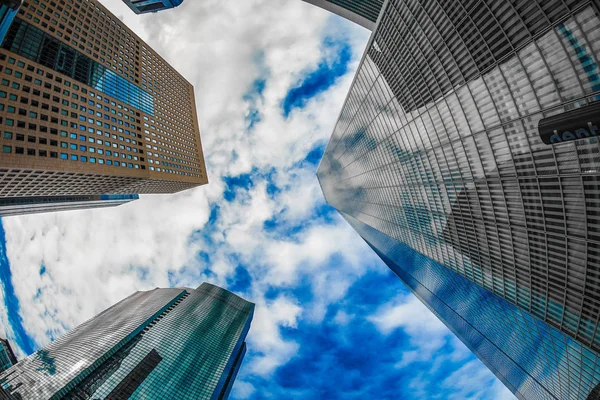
(0, 0, 207, 216)
(122, 0, 184, 14)
(318, 0, 600, 398)
(302, 0, 383, 30)
(0, 283, 254, 399)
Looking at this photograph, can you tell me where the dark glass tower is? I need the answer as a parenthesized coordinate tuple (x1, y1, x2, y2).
(0, 0, 20, 44)
(0, 283, 254, 399)
(318, 0, 600, 398)
(0, 338, 17, 373)
(122, 0, 184, 14)
(302, 0, 384, 29)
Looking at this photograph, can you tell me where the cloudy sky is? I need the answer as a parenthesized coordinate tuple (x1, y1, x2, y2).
(0, 0, 515, 398)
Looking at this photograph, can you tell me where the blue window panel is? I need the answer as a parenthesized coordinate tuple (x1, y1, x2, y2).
(3, 19, 154, 116)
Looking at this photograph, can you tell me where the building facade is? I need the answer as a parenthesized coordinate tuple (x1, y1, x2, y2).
(0, 0, 207, 216)
(0, 193, 139, 216)
(0, 1, 21, 44)
(0, 338, 17, 373)
(317, 0, 600, 398)
(122, 0, 184, 14)
(301, 0, 384, 30)
(0, 283, 254, 399)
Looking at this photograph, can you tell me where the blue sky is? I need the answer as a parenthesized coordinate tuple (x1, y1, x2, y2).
(0, 1, 513, 399)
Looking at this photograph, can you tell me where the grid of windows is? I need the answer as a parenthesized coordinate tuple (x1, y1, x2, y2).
(0, 0, 207, 213)
(321, 0, 383, 23)
(346, 212, 600, 399)
(303, 0, 383, 27)
(0, 284, 254, 400)
(0, 288, 187, 399)
(0, 339, 17, 373)
(123, 0, 184, 15)
(318, 0, 600, 398)
(3, 19, 155, 115)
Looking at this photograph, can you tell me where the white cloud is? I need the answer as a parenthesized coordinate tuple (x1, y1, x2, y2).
(369, 295, 516, 399)
(2, 0, 373, 380)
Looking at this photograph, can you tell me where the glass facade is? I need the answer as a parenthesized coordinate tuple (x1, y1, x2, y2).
(317, 0, 600, 398)
(0, 339, 17, 373)
(0, 1, 20, 45)
(344, 212, 600, 399)
(122, 0, 184, 15)
(302, 0, 383, 29)
(2, 19, 155, 116)
(0, 194, 139, 217)
(0, 283, 254, 400)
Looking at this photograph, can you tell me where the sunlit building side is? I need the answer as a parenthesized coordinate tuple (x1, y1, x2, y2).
(0, 283, 254, 399)
(318, 0, 600, 398)
(0, 0, 207, 216)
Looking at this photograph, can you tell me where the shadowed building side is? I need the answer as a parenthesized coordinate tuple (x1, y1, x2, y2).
(0, 338, 17, 373)
(301, 0, 384, 30)
(122, 0, 184, 14)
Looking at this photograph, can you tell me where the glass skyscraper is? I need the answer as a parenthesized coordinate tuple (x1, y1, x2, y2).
(0, 283, 254, 399)
(0, 338, 17, 373)
(318, 0, 600, 398)
(302, 0, 384, 30)
(122, 0, 184, 14)
(0, 1, 21, 44)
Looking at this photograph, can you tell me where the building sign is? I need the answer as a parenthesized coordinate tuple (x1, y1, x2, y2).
(538, 101, 600, 144)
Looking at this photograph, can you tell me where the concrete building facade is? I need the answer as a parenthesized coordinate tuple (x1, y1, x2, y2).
(0, 0, 206, 215)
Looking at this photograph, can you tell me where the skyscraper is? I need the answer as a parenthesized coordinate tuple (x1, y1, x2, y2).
(122, 0, 184, 14)
(302, 0, 383, 30)
(318, 0, 600, 398)
(0, 283, 254, 399)
(0, 0, 21, 44)
(0, 338, 17, 373)
(0, 0, 207, 216)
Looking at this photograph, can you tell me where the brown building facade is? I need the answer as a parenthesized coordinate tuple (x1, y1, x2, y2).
(0, 0, 207, 204)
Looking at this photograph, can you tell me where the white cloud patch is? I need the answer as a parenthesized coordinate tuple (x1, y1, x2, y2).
(369, 295, 516, 399)
(2, 0, 373, 379)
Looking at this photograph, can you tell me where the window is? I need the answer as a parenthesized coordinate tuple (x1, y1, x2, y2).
(2, 145, 11, 153)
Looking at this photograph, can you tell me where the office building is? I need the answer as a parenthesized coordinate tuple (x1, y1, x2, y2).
(0, 193, 139, 216)
(0, 0, 207, 216)
(0, 0, 21, 44)
(0, 283, 254, 399)
(0, 338, 17, 373)
(302, 0, 383, 30)
(318, 0, 600, 398)
(122, 0, 184, 14)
